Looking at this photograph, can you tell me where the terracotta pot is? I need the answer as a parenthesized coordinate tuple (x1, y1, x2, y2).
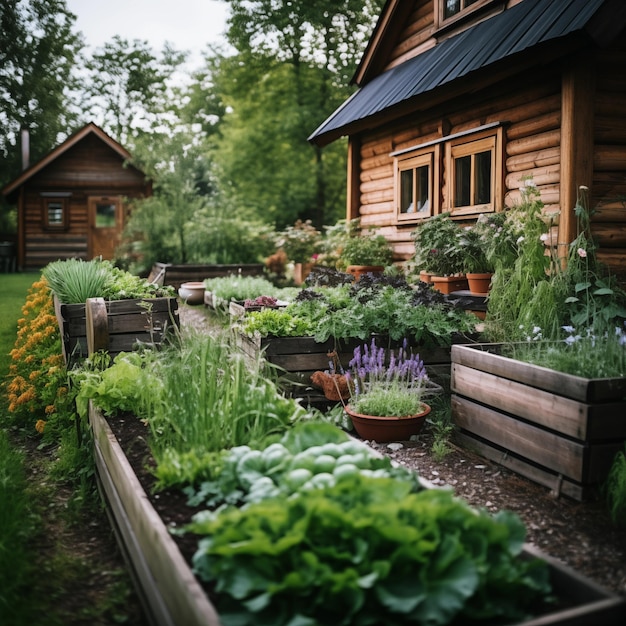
(419, 270, 434, 284)
(346, 265, 385, 282)
(310, 371, 350, 401)
(466, 272, 493, 295)
(345, 403, 431, 442)
(293, 262, 314, 285)
(431, 275, 468, 294)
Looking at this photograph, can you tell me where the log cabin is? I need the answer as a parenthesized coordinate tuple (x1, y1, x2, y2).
(2, 122, 151, 270)
(309, 0, 626, 282)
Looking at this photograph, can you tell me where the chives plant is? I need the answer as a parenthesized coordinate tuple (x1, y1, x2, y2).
(147, 331, 308, 483)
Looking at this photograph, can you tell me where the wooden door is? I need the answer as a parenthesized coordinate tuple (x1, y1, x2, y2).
(88, 196, 123, 260)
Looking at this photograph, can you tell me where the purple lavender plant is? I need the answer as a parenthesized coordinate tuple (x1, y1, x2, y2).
(346, 338, 428, 406)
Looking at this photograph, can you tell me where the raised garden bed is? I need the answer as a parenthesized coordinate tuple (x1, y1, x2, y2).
(54, 296, 179, 366)
(451, 343, 626, 501)
(234, 332, 454, 395)
(148, 263, 265, 290)
(90, 403, 626, 626)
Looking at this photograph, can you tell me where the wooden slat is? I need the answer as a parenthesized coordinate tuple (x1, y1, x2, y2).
(451, 344, 626, 402)
(90, 405, 221, 626)
(452, 429, 586, 501)
(451, 395, 585, 481)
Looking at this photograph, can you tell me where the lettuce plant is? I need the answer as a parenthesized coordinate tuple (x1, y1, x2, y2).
(188, 476, 551, 626)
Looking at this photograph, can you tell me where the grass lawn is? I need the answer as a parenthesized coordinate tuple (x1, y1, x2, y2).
(0, 272, 40, 379)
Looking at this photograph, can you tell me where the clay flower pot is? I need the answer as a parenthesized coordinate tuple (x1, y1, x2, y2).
(310, 371, 350, 401)
(346, 265, 385, 282)
(466, 272, 493, 295)
(345, 403, 431, 443)
(431, 275, 468, 294)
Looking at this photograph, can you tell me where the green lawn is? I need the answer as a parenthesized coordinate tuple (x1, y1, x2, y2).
(0, 272, 40, 379)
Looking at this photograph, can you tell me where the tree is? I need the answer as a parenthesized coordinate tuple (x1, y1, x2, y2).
(82, 36, 187, 145)
(189, 0, 384, 229)
(0, 0, 83, 188)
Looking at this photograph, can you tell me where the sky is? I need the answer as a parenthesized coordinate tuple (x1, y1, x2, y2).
(65, 0, 230, 74)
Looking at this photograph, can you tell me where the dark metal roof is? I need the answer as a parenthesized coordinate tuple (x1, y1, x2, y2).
(309, 0, 606, 145)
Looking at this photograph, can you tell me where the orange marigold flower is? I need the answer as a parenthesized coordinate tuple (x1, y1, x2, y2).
(45, 404, 56, 415)
(35, 420, 46, 434)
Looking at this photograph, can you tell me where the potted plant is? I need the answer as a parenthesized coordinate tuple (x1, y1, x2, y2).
(458, 224, 495, 295)
(338, 219, 393, 281)
(342, 338, 433, 442)
(412, 212, 467, 293)
(274, 219, 322, 285)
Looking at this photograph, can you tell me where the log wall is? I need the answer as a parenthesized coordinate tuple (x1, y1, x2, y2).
(592, 36, 626, 282)
(357, 72, 562, 260)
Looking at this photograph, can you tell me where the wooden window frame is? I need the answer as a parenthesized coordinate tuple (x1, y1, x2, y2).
(42, 197, 69, 231)
(435, 0, 500, 31)
(394, 146, 440, 223)
(445, 126, 503, 217)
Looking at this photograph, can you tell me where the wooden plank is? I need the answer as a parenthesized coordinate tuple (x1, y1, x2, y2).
(90, 405, 221, 626)
(452, 430, 586, 501)
(452, 363, 589, 440)
(451, 395, 585, 481)
(451, 344, 626, 402)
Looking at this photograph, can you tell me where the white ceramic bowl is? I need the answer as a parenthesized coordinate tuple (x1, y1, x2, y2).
(178, 281, 206, 305)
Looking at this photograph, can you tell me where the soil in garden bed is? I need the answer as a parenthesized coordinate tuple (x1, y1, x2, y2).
(104, 409, 626, 605)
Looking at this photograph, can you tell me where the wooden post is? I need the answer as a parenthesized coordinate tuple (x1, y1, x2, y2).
(346, 136, 361, 221)
(86, 297, 109, 356)
(560, 54, 595, 259)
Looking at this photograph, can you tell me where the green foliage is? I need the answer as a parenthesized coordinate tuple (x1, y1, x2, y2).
(184, 425, 420, 508)
(185, 207, 277, 265)
(485, 184, 626, 342)
(507, 325, 626, 379)
(199, 0, 384, 228)
(605, 444, 626, 526)
(340, 229, 393, 267)
(83, 36, 186, 144)
(43, 258, 173, 304)
(188, 477, 551, 626)
(0, 0, 83, 189)
(274, 219, 322, 263)
(240, 279, 477, 346)
(147, 331, 308, 468)
(412, 213, 465, 276)
(72, 351, 158, 420)
(240, 307, 315, 338)
(0, 430, 40, 624)
(204, 275, 295, 302)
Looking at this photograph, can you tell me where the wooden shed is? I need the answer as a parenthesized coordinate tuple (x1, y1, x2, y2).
(2, 122, 151, 270)
(309, 0, 626, 282)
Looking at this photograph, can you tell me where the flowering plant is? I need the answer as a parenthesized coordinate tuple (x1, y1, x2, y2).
(344, 338, 429, 417)
(274, 219, 322, 263)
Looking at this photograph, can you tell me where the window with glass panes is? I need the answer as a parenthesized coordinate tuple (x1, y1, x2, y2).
(447, 134, 496, 214)
(396, 151, 435, 221)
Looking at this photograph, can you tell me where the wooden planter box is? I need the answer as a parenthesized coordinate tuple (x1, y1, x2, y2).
(54, 296, 179, 367)
(89, 404, 220, 626)
(451, 343, 626, 500)
(235, 333, 453, 384)
(89, 404, 626, 626)
(148, 262, 265, 290)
